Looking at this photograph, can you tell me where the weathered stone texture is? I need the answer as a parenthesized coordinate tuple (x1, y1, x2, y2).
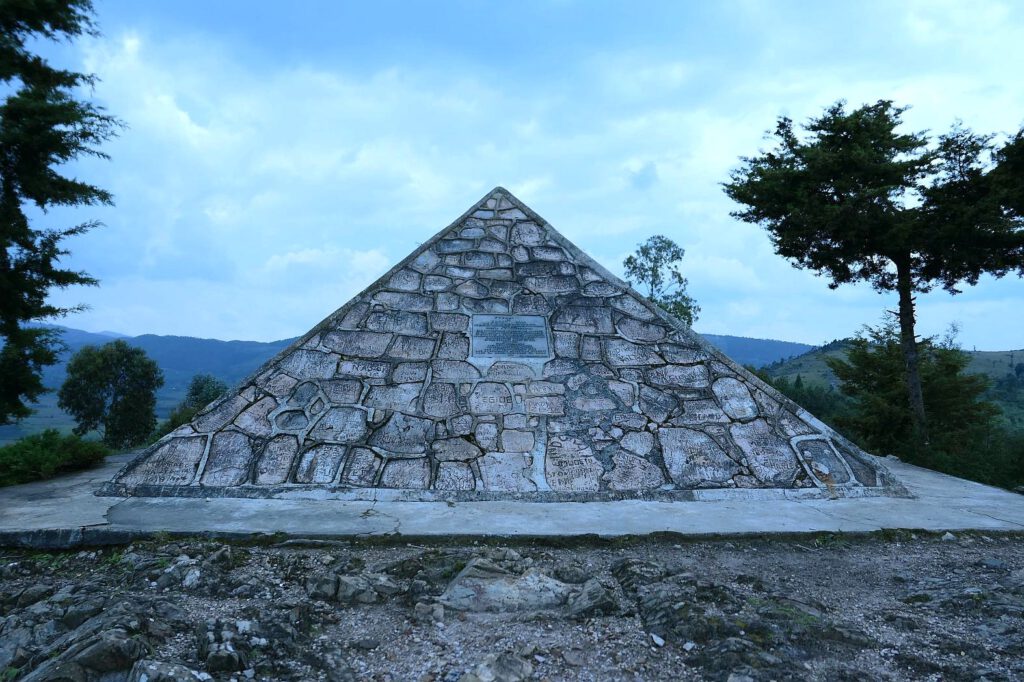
(113, 187, 888, 497)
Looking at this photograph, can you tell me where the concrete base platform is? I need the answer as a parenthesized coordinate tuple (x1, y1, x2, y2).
(2, 452, 1023, 548)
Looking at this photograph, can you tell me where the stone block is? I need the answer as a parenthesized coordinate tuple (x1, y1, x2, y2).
(485, 362, 535, 381)
(553, 306, 614, 334)
(487, 224, 509, 241)
(660, 344, 707, 364)
(279, 350, 339, 380)
(526, 381, 565, 396)
(638, 385, 677, 423)
(712, 377, 759, 420)
(524, 276, 579, 294)
(469, 382, 515, 414)
(387, 335, 435, 360)
(275, 410, 308, 431)
(201, 431, 254, 486)
(621, 431, 654, 456)
(232, 396, 277, 435)
(255, 434, 299, 484)
(337, 359, 391, 379)
(342, 447, 381, 486)
(460, 226, 486, 238)
(500, 429, 535, 452)
(504, 414, 528, 428)
(429, 312, 470, 332)
(455, 280, 490, 298)
(672, 398, 730, 425)
(525, 395, 565, 416)
(410, 249, 440, 273)
(422, 382, 459, 418)
(795, 439, 851, 485)
(478, 238, 505, 252)
(730, 419, 799, 486)
(516, 261, 576, 277)
(462, 251, 496, 268)
(511, 222, 545, 246)
(647, 364, 710, 389)
(479, 452, 536, 491)
(369, 412, 434, 454)
(572, 396, 617, 411)
(432, 437, 482, 461)
(463, 298, 509, 314)
(365, 383, 422, 412)
(604, 339, 664, 367)
(660, 427, 742, 487)
(431, 360, 481, 381)
(435, 238, 474, 254)
(321, 330, 393, 357)
(438, 332, 470, 360)
(388, 268, 422, 291)
(308, 407, 368, 443)
(295, 444, 346, 483)
(580, 336, 602, 360)
(531, 246, 566, 261)
(321, 374, 366, 401)
(424, 275, 452, 291)
(435, 462, 475, 490)
(553, 331, 580, 358)
(478, 268, 513, 280)
(483, 280, 521, 298)
(380, 458, 430, 488)
(615, 318, 666, 342)
(393, 362, 428, 383)
(610, 295, 657, 320)
(545, 436, 603, 492)
(259, 371, 299, 397)
(582, 281, 620, 297)
(511, 294, 552, 315)
(435, 293, 461, 311)
(607, 380, 635, 406)
(603, 452, 664, 491)
(371, 291, 434, 311)
(365, 310, 428, 335)
(474, 422, 498, 449)
(120, 435, 207, 486)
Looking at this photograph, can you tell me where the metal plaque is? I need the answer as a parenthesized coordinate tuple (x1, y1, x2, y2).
(470, 315, 551, 359)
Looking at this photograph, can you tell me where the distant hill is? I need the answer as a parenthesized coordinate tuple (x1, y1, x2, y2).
(765, 342, 1024, 428)
(699, 334, 814, 368)
(0, 326, 874, 444)
(0, 327, 297, 444)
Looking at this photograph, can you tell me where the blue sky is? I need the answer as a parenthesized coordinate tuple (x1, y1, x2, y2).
(40, 0, 1024, 349)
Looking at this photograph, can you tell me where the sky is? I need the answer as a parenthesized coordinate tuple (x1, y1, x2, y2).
(35, 0, 1024, 349)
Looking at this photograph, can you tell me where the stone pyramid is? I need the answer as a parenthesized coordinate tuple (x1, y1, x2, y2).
(105, 187, 903, 500)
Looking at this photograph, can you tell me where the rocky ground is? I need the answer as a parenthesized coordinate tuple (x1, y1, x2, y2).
(1, 532, 1023, 681)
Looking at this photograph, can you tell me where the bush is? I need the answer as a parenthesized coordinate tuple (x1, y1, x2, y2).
(0, 430, 110, 487)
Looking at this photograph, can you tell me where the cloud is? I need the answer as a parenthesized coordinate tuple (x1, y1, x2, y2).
(41, 3, 1024, 350)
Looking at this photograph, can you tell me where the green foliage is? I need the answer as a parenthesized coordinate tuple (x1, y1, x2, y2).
(153, 373, 228, 438)
(623, 235, 700, 326)
(725, 100, 1024, 446)
(0, 429, 108, 487)
(0, 0, 122, 425)
(58, 340, 164, 448)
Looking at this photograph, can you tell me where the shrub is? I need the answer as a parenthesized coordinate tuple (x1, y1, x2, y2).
(0, 430, 110, 487)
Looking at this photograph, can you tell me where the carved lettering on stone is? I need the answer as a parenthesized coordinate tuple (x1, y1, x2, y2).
(255, 434, 299, 484)
(469, 382, 516, 414)
(201, 431, 254, 486)
(545, 436, 603, 492)
(295, 444, 346, 484)
(307, 407, 368, 444)
(368, 412, 433, 454)
(712, 378, 759, 420)
(603, 452, 665, 491)
(120, 435, 207, 486)
(730, 419, 800, 486)
(341, 447, 381, 487)
(660, 427, 742, 487)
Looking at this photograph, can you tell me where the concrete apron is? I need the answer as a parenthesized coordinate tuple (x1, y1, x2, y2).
(2, 452, 1023, 549)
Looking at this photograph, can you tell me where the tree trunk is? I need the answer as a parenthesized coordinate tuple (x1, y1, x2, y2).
(895, 261, 929, 449)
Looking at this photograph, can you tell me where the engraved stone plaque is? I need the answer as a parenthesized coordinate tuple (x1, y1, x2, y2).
(471, 315, 551, 359)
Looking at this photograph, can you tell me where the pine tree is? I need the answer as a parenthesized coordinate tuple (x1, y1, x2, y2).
(725, 101, 1024, 447)
(0, 0, 121, 423)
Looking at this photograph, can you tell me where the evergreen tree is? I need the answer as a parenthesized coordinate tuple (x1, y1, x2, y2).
(827, 319, 999, 470)
(0, 0, 121, 424)
(58, 340, 164, 448)
(724, 101, 1024, 447)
